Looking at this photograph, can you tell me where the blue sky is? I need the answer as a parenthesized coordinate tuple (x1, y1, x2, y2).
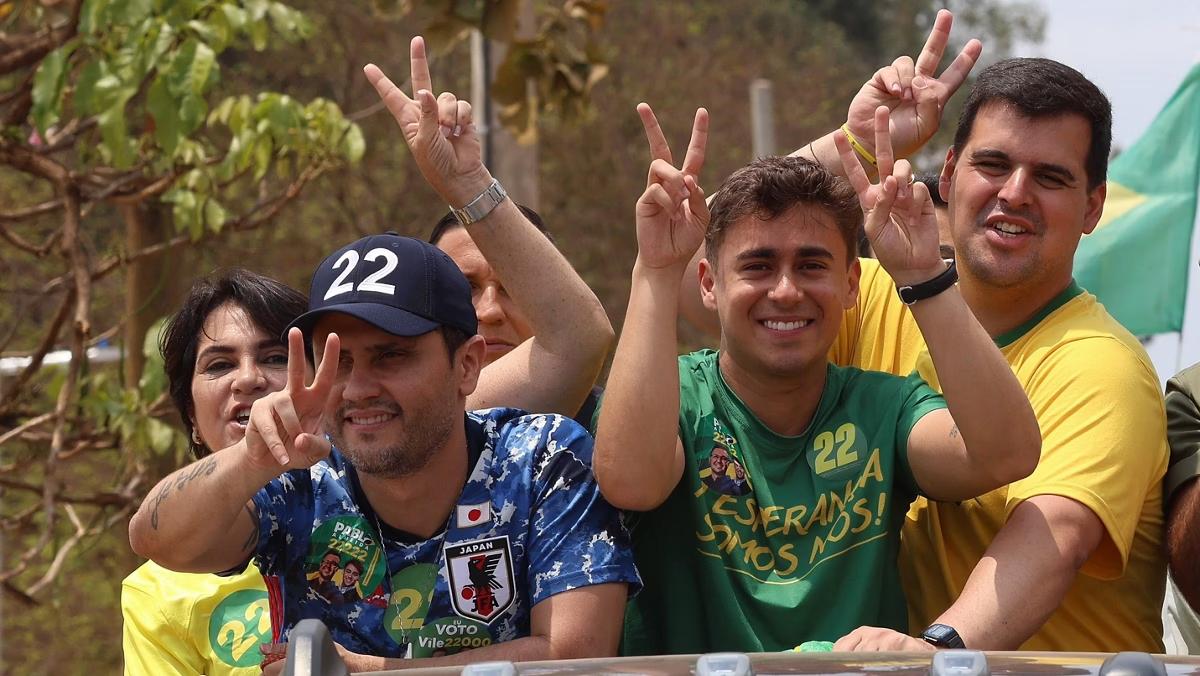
(1023, 0, 1200, 150)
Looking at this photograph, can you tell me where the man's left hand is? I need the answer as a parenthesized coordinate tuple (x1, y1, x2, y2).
(834, 626, 935, 652)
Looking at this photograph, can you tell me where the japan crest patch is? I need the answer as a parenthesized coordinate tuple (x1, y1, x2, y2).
(444, 536, 516, 623)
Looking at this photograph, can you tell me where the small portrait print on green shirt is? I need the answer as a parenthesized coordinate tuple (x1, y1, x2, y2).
(696, 423, 752, 497)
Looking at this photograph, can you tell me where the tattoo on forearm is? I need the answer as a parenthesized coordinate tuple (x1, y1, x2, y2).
(949, 426, 960, 439)
(149, 456, 219, 530)
(240, 504, 260, 555)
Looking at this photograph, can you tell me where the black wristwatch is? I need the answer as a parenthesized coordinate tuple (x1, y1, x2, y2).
(896, 259, 958, 305)
(922, 623, 966, 649)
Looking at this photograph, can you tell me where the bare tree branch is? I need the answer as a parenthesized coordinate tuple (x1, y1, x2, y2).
(0, 477, 135, 508)
(0, 412, 54, 446)
(0, 198, 63, 222)
(31, 184, 90, 571)
(40, 161, 333, 294)
(0, 287, 73, 410)
(0, 143, 71, 183)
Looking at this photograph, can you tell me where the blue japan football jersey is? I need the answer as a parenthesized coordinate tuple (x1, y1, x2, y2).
(251, 408, 640, 657)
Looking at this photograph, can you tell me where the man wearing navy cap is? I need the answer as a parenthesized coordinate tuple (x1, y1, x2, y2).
(130, 230, 639, 669)
(130, 36, 639, 670)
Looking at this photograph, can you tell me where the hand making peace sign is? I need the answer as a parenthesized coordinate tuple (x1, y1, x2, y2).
(244, 328, 340, 471)
(634, 103, 710, 272)
(836, 106, 943, 287)
(845, 9, 982, 161)
(363, 37, 492, 207)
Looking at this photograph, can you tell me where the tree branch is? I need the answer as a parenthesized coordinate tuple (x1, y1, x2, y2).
(0, 287, 73, 411)
(0, 476, 135, 508)
(0, 143, 71, 183)
(0, 198, 63, 222)
(0, 412, 54, 447)
(40, 161, 332, 293)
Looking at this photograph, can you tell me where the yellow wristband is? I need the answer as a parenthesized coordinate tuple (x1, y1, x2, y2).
(841, 123, 877, 167)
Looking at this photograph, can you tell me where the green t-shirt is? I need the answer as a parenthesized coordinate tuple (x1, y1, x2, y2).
(622, 350, 946, 655)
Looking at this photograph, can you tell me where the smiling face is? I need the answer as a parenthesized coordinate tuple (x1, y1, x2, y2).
(709, 446, 730, 476)
(435, 227, 534, 365)
(342, 561, 361, 588)
(318, 552, 340, 581)
(943, 103, 1105, 298)
(700, 206, 860, 384)
(189, 302, 290, 453)
(313, 314, 483, 479)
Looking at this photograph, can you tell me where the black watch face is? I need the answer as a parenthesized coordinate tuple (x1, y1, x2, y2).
(924, 623, 963, 648)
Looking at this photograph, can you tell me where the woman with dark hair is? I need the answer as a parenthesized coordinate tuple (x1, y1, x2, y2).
(121, 269, 307, 675)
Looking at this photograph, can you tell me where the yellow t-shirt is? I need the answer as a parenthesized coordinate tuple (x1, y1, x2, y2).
(829, 258, 924, 375)
(837, 259, 1168, 652)
(122, 562, 272, 675)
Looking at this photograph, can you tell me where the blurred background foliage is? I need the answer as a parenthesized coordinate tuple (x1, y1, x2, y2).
(0, 0, 1041, 671)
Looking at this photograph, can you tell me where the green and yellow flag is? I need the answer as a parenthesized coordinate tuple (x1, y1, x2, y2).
(1075, 63, 1200, 336)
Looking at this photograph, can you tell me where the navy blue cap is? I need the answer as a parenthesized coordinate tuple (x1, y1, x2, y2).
(287, 233, 477, 338)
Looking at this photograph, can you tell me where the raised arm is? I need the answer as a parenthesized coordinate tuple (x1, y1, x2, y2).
(128, 330, 339, 573)
(681, 12, 981, 340)
(794, 9, 982, 178)
(593, 104, 710, 511)
(837, 108, 1039, 501)
(364, 38, 612, 417)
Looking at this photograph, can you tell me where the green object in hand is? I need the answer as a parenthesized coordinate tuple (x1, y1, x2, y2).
(794, 640, 834, 652)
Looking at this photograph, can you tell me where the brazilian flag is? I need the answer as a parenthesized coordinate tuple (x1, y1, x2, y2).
(1075, 63, 1200, 337)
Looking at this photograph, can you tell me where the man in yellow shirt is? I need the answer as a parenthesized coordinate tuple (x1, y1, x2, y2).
(794, 35, 1167, 651)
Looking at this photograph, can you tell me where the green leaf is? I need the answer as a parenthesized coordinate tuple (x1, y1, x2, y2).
(166, 39, 217, 96)
(219, 3, 248, 31)
(203, 197, 227, 233)
(178, 92, 207, 137)
(207, 96, 235, 126)
(249, 16, 269, 50)
(252, 136, 273, 180)
(73, 61, 104, 116)
(97, 87, 136, 168)
(245, 0, 269, 22)
(150, 22, 176, 63)
(30, 42, 76, 135)
(146, 419, 177, 454)
(113, 0, 153, 25)
(176, 138, 208, 166)
(79, 0, 106, 35)
(185, 19, 218, 44)
(182, 167, 206, 190)
(147, 75, 181, 155)
(230, 95, 251, 133)
(267, 2, 297, 35)
(164, 188, 198, 237)
(340, 123, 365, 163)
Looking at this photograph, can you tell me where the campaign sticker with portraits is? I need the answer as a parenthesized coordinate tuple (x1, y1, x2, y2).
(697, 421, 752, 497)
(305, 515, 386, 606)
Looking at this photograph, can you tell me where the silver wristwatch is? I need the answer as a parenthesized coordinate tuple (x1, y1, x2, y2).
(451, 179, 508, 226)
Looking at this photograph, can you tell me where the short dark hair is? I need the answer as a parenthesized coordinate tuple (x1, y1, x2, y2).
(706, 155, 861, 264)
(428, 204, 554, 245)
(917, 174, 947, 208)
(438, 325, 472, 364)
(161, 269, 308, 460)
(343, 559, 363, 573)
(953, 58, 1112, 190)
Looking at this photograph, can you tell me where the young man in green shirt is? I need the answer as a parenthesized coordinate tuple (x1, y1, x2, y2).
(593, 104, 1041, 653)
